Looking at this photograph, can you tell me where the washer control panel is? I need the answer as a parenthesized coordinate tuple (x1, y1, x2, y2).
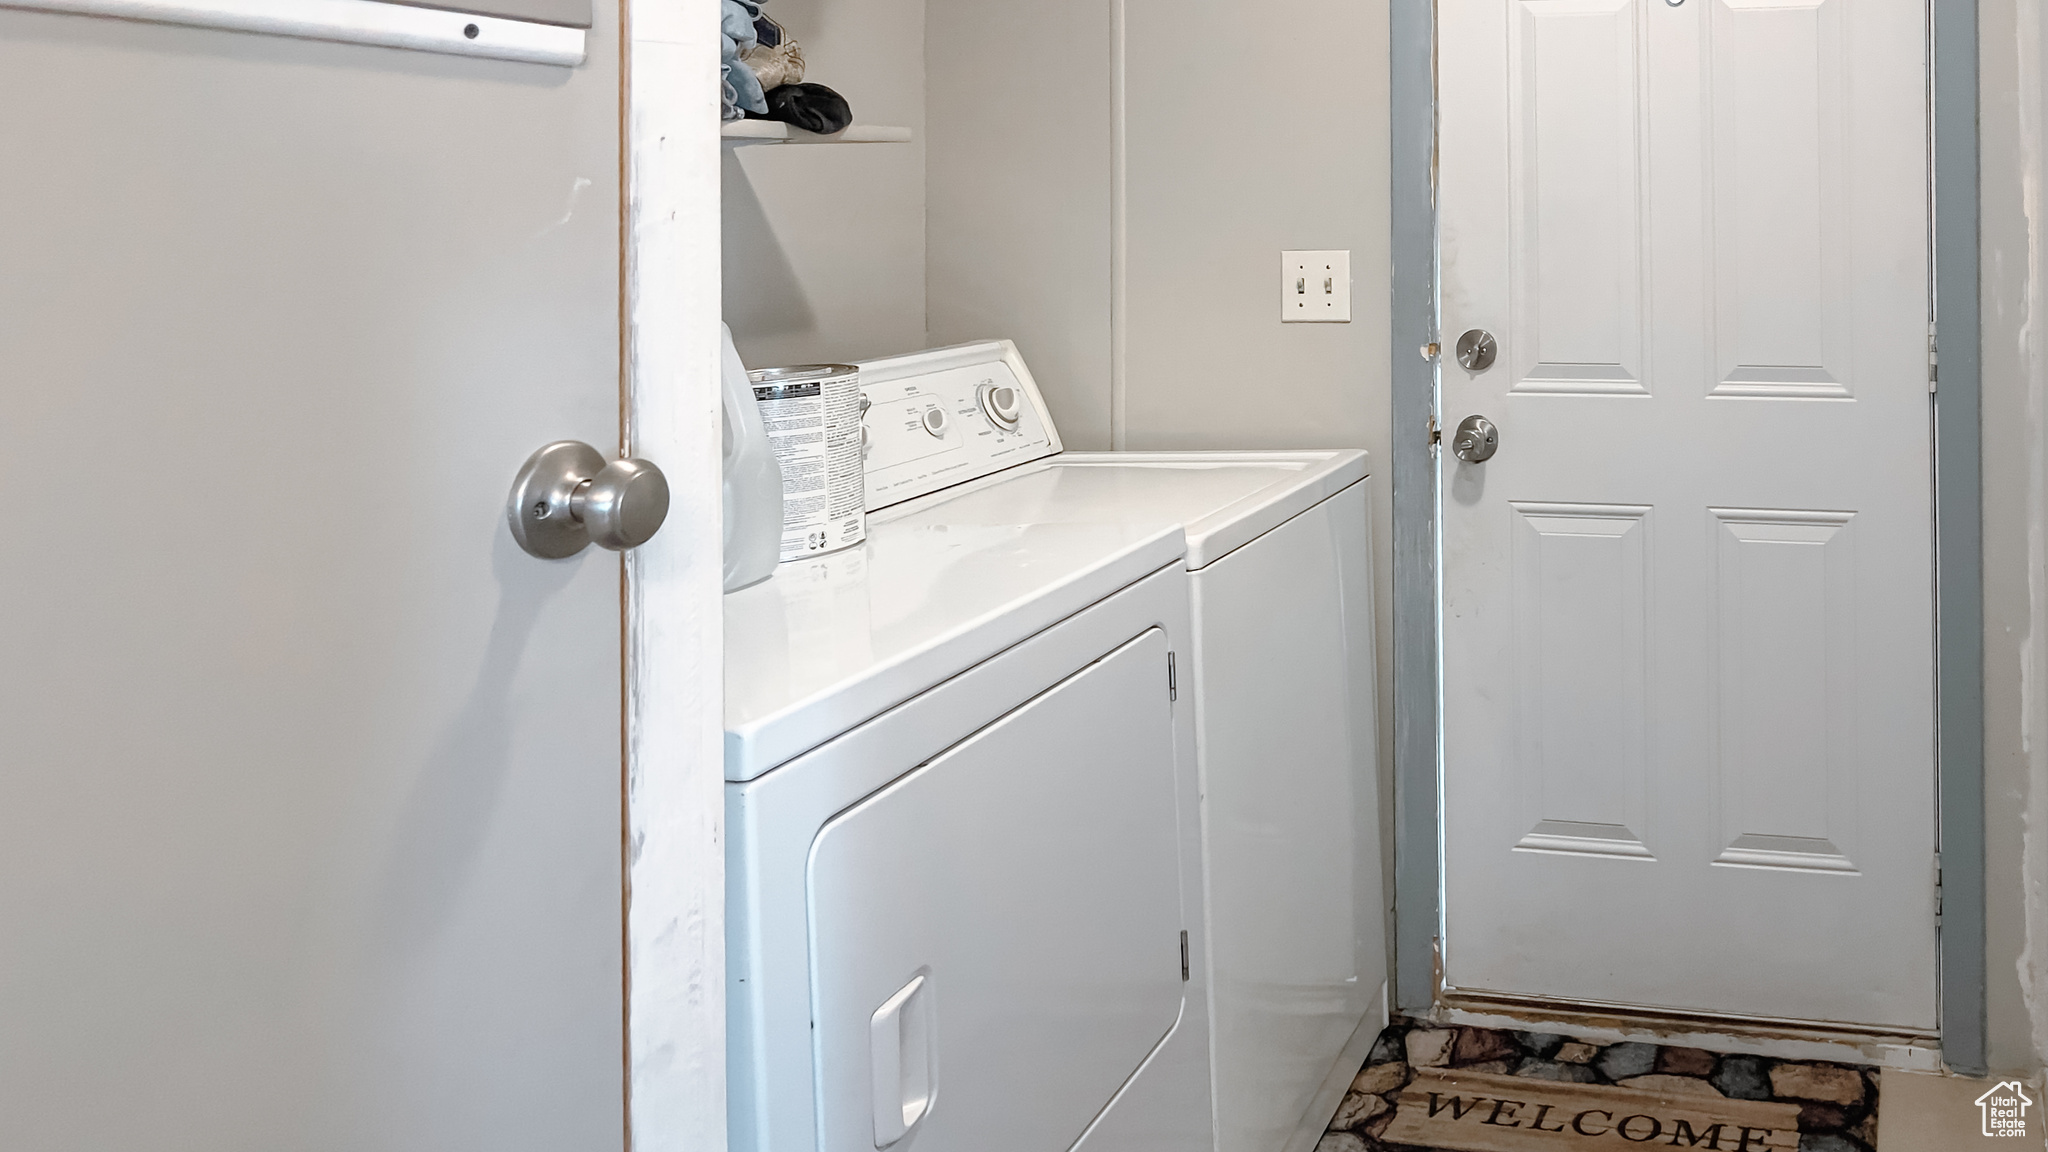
(856, 340, 1063, 511)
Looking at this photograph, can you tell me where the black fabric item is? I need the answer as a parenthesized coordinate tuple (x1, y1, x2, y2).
(753, 83, 852, 135)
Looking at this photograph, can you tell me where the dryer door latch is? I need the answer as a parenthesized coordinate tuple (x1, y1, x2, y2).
(870, 972, 934, 1148)
(1167, 652, 1178, 702)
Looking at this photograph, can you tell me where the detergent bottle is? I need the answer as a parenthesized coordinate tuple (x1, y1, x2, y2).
(722, 324, 783, 591)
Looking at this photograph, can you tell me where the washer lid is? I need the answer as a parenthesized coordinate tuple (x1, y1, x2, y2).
(891, 449, 1370, 570)
(723, 510, 1184, 781)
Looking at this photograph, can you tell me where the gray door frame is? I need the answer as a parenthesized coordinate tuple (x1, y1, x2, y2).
(1387, 0, 1441, 1036)
(1387, 0, 1988, 1075)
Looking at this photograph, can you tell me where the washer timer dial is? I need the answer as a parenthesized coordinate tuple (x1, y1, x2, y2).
(978, 382, 1022, 431)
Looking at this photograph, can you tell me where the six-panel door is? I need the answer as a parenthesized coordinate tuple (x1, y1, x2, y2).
(1438, 0, 1938, 1027)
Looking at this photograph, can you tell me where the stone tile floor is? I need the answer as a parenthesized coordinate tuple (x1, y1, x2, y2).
(1319, 1018, 1880, 1152)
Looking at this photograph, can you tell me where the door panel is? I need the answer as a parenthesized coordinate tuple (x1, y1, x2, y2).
(1507, 0, 1647, 394)
(1439, 0, 1935, 1027)
(808, 629, 1184, 1152)
(1709, 0, 1852, 397)
(1709, 507, 1860, 872)
(0, 13, 626, 1149)
(1509, 502, 1651, 860)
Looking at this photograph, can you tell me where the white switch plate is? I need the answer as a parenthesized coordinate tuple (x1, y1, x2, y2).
(1281, 250, 1350, 322)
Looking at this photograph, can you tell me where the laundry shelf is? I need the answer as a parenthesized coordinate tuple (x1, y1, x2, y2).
(721, 122, 913, 146)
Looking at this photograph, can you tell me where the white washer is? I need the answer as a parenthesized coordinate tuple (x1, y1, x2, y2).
(726, 341, 1382, 1152)
(890, 449, 1386, 1152)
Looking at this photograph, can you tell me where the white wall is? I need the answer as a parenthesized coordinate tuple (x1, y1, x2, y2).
(924, 0, 1396, 777)
(722, 0, 928, 368)
(1977, 0, 2048, 1081)
(1121, 0, 1394, 784)
(925, 0, 1115, 449)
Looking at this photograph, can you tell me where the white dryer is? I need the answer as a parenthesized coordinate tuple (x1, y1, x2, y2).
(725, 343, 1213, 1152)
(725, 341, 1382, 1152)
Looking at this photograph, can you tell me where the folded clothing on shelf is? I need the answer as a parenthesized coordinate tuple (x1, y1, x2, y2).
(741, 35, 804, 91)
(749, 82, 853, 135)
(720, 0, 767, 120)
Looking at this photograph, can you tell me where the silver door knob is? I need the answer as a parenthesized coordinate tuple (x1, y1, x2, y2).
(1456, 329, 1498, 371)
(507, 440, 671, 559)
(1451, 416, 1499, 463)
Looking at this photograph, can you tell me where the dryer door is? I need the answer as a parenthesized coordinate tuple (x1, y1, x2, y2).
(808, 628, 1185, 1152)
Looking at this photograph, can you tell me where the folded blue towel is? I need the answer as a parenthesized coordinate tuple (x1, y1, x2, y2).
(721, 0, 767, 120)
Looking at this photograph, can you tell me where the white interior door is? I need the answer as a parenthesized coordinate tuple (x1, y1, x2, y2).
(1438, 0, 1937, 1028)
(0, 11, 657, 1148)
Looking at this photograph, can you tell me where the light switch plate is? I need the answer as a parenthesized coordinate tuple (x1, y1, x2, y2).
(1282, 250, 1351, 322)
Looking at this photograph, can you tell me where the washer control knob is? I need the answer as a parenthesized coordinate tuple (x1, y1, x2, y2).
(978, 382, 1022, 431)
(921, 407, 950, 438)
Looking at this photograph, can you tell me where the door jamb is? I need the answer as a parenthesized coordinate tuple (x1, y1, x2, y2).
(1387, 0, 1990, 1075)
(1930, 0, 1987, 1079)
(622, 0, 732, 1142)
(1388, 0, 1441, 1024)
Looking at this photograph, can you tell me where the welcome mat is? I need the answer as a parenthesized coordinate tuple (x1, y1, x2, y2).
(1378, 1068, 1801, 1151)
(1318, 1021, 1882, 1152)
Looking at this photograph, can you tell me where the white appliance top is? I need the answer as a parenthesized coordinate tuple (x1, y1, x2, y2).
(894, 450, 1367, 570)
(724, 339, 1370, 780)
(723, 513, 1184, 781)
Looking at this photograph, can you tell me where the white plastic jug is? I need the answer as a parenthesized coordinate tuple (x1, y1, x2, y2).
(722, 324, 784, 592)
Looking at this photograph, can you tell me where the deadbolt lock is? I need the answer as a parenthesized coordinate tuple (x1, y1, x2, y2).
(1456, 329, 1498, 371)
